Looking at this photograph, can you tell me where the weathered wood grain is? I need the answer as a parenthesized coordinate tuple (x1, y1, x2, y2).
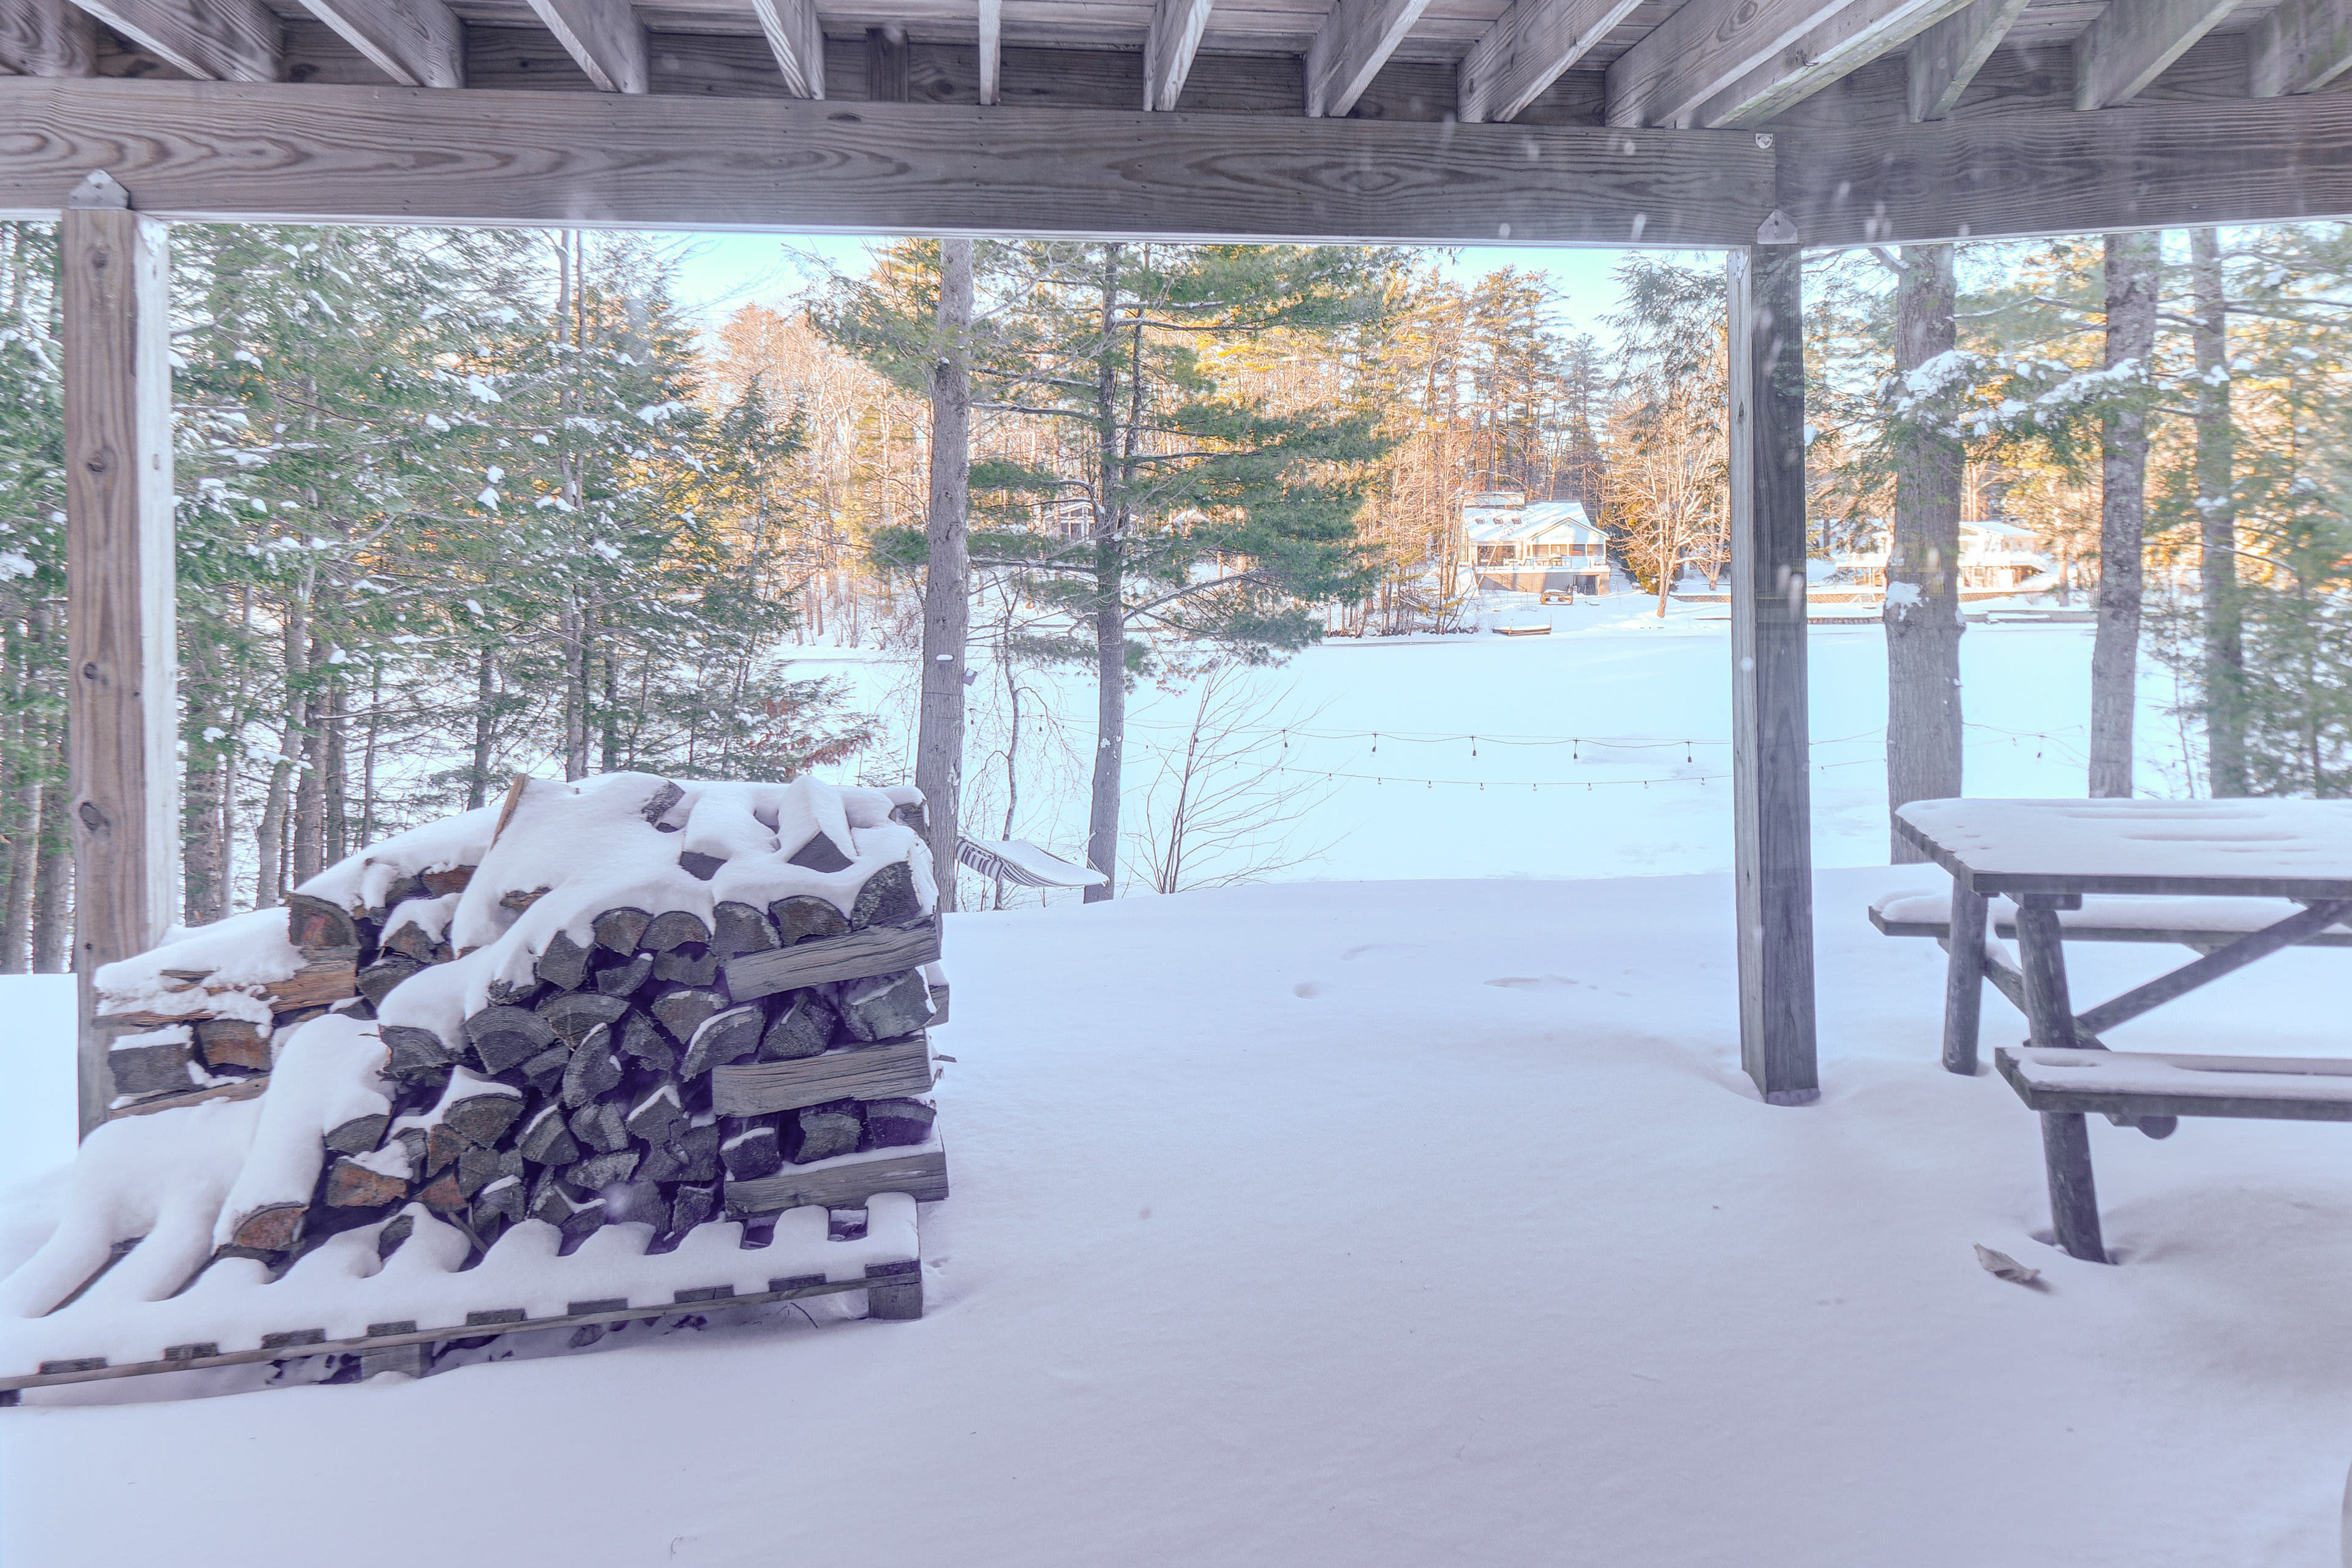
(1456, 0, 1641, 123)
(722, 920, 941, 1000)
(1904, 0, 2029, 121)
(0, 78, 1770, 246)
(2037, 1109, 2106, 1262)
(1604, 0, 1850, 127)
(107, 1076, 269, 1119)
(74, 0, 280, 80)
(748, 0, 820, 95)
(2070, 899, 2352, 1036)
(1940, 881, 1986, 1076)
(0, 0, 96, 76)
(977, 0, 1000, 102)
(64, 195, 176, 1139)
(1999, 1044, 2352, 1123)
(723, 1145, 949, 1215)
(1727, 243, 1818, 1107)
(297, 0, 463, 88)
(709, 1031, 933, 1115)
(1305, 0, 1436, 116)
(866, 25, 906, 101)
(2073, 0, 2235, 110)
(1779, 89, 2352, 247)
(1143, 0, 1212, 108)
(526, 0, 646, 91)
(1698, 0, 1970, 128)
(2253, 0, 2352, 96)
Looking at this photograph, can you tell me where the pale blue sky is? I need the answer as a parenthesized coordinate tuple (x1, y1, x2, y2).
(663, 231, 1649, 344)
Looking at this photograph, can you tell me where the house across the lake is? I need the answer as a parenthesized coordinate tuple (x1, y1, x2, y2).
(1461, 492, 1612, 597)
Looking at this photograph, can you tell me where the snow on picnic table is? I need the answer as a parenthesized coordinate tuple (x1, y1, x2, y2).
(6, 867, 2352, 1566)
(1899, 796, 2352, 895)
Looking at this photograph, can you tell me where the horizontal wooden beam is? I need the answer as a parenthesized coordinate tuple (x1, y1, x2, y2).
(1781, 88, 2352, 245)
(2073, 0, 2235, 110)
(72, 0, 279, 80)
(2252, 0, 2352, 97)
(0, 78, 1771, 245)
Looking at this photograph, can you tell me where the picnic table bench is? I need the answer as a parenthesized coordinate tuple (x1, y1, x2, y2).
(1887, 798, 2352, 1263)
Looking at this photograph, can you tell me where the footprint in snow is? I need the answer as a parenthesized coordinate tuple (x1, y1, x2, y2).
(1485, 974, 1579, 990)
(1292, 981, 1325, 998)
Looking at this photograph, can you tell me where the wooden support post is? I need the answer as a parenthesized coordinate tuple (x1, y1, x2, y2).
(1727, 235, 1819, 1106)
(2038, 1110, 2107, 1262)
(2011, 897, 2078, 1050)
(1941, 880, 1986, 1075)
(61, 172, 178, 1139)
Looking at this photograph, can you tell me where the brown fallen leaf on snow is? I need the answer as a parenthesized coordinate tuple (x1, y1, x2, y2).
(1975, 1244, 2041, 1285)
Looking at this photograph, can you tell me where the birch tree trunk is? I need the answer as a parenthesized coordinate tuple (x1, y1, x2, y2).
(2089, 230, 2158, 798)
(2190, 228, 2246, 797)
(917, 237, 973, 912)
(1883, 244, 1965, 861)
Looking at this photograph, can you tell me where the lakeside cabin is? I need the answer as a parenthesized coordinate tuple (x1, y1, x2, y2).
(1462, 493, 1613, 598)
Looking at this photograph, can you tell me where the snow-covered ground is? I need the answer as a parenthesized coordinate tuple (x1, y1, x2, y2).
(6, 870, 2351, 1566)
(6, 595, 2325, 1567)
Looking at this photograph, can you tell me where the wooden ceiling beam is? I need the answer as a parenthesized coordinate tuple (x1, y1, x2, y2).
(749, 0, 821, 96)
(71, 0, 279, 80)
(1457, 0, 1643, 124)
(2074, 0, 2234, 110)
(1697, 0, 1972, 127)
(524, 0, 647, 92)
(2252, 0, 2352, 97)
(1905, 0, 2030, 121)
(1781, 87, 2352, 244)
(298, 0, 464, 88)
(978, 0, 999, 104)
(0, 0, 96, 75)
(1304, 0, 1432, 116)
(1605, 0, 1855, 128)
(0, 78, 1773, 246)
(1144, 0, 1212, 109)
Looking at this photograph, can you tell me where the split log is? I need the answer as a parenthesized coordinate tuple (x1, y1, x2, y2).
(567, 1147, 639, 1191)
(519, 1042, 572, 1095)
(593, 907, 652, 955)
(649, 985, 726, 1045)
(760, 991, 834, 1060)
(94, 951, 361, 1030)
(464, 1005, 557, 1075)
(196, 1018, 273, 1071)
(455, 1143, 511, 1200)
(783, 1101, 862, 1164)
(771, 894, 849, 946)
(596, 951, 654, 996)
(641, 910, 712, 952)
(517, 1101, 581, 1166)
(860, 1097, 936, 1152)
(788, 832, 852, 873)
(625, 1080, 685, 1146)
(287, 891, 361, 952)
(711, 901, 778, 959)
(602, 1179, 669, 1228)
(419, 865, 474, 897)
(109, 1033, 194, 1096)
(680, 1004, 763, 1077)
(538, 990, 628, 1046)
(569, 1096, 631, 1155)
(230, 1202, 307, 1253)
(678, 850, 725, 881)
(724, 1145, 950, 1216)
(669, 1182, 717, 1234)
(652, 948, 718, 986)
(709, 1033, 934, 1117)
(678, 1121, 722, 1183)
(377, 1211, 414, 1259)
(443, 1084, 524, 1147)
(851, 862, 922, 928)
(889, 799, 927, 831)
(534, 929, 592, 990)
(380, 916, 447, 966)
(325, 1156, 407, 1207)
(356, 957, 422, 1008)
(324, 1112, 388, 1155)
(834, 970, 933, 1043)
(560, 1035, 625, 1108)
(535, 1185, 606, 1248)
(619, 1011, 676, 1072)
(720, 1117, 783, 1181)
(424, 1123, 465, 1177)
(379, 1023, 453, 1076)
(721, 920, 940, 1003)
(484, 974, 542, 1007)
(418, 1168, 467, 1210)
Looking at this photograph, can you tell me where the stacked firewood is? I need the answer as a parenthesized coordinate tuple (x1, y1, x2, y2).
(100, 774, 949, 1278)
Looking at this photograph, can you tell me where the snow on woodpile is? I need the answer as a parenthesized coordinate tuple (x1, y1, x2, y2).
(3, 773, 946, 1387)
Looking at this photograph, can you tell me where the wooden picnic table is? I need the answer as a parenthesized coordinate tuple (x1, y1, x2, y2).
(1894, 797, 2352, 1263)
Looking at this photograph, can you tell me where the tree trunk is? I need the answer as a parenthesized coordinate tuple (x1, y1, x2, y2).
(2, 771, 40, 973)
(1083, 246, 1125, 903)
(323, 666, 348, 864)
(1884, 243, 1966, 861)
(182, 736, 223, 925)
(468, 645, 496, 810)
(2089, 230, 2158, 799)
(560, 598, 587, 781)
(918, 237, 974, 913)
(2190, 227, 2246, 797)
(32, 777, 70, 973)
